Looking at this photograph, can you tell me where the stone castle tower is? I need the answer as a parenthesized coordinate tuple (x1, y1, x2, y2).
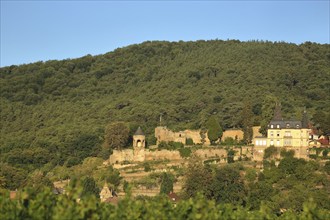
(133, 127, 145, 150)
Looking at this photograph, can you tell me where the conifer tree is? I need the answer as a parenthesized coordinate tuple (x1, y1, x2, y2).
(206, 115, 222, 145)
(160, 172, 174, 195)
(241, 100, 254, 144)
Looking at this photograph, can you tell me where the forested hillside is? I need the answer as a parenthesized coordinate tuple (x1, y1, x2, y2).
(0, 40, 329, 186)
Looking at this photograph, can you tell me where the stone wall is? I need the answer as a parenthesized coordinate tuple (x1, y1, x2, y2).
(108, 149, 134, 164)
(106, 145, 310, 166)
(221, 129, 244, 142)
(155, 126, 210, 145)
(252, 146, 310, 161)
(145, 150, 181, 161)
(107, 149, 182, 165)
(194, 148, 227, 159)
(155, 127, 185, 144)
(184, 129, 210, 145)
(106, 146, 257, 165)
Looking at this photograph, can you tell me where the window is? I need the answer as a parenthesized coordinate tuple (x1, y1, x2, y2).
(270, 124, 274, 128)
(285, 131, 291, 137)
(296, 124, 300, 128)
(256, 140, 259, 146)
(277, 124, 280, 128)
(270, 131, 274, 137)
(276, 140, 280, 146)
(277, 131, 280, 137)
(263, 140, 266, 145)
(284, 139, 292, 146)
(270, 140, 274, 146)
(286, 123, 290, 128)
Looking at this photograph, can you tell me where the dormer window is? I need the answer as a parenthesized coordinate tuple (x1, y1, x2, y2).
(270, 125, 274, 128)
(276, 124, 280, 128)
(296, 124, 300, 128)
(286, 123, 290, 128)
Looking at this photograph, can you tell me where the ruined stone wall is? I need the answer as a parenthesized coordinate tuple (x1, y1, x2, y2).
(221, 129, 244, 142)
(108, 149, 145, 164)
(184, 130, 210, 145)
(194, 148, 227, 159)
(251, 146, 310, 162)
(106, 145, 257, 165)
(194, 147, 252, 161)
(108, 149, 133, 164)
(107, 149, 182, 165)
(155, 127, 180, 143)
(145, 150, 181, 161)
(220, 126, 263, 143)
(155, 126, 210, 145)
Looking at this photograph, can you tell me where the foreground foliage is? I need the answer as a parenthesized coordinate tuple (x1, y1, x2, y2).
(1, 187, 329, 220)
(183, 155, 330, 213)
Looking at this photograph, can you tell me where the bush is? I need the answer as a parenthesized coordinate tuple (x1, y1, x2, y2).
(323, 161, 330, 175)
(144, 162, 151, 172)
(227, 149, 236, 163)
(179, 147, 192, 158)
(186, 138, 194, 145)
(158, 141, 184, 150)
(222, 137, 235, 145)
(280, 149, 295, 158)
(263, 146, 278, 159)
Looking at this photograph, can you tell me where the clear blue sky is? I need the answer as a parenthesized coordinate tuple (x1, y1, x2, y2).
(1, 0, 329, 67)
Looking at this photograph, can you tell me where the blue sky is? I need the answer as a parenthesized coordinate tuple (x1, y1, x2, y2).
(1, 1, 329, 67)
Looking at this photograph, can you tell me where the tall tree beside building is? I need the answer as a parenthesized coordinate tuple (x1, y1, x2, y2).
(259, 96, 278, 136)
(160, 172, 174, 195)
(206, 115, 223, 145)
(313, 111, 330, 135)
(104, 122, 129, 151)
(241, 100, 254, 144)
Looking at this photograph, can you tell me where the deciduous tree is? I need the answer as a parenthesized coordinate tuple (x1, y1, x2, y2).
(104, 122, 129, 151)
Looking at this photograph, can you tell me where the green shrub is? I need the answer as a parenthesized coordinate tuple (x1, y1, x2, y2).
(263, 146, 278, 159)
(227, 149, 236, 163)
(322, 149, 329, 157)
(222, 137, 235, 145)
(144, 162, 151, 172)
(158, 141, 184, 150)
(179, 147, 192, 158)
(186, 138, 194, 145)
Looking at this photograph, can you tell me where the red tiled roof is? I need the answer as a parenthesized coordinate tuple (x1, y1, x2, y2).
(104, 196, 120, 205)
(168, 192, 180, 202)
(10, 191, 17, 200)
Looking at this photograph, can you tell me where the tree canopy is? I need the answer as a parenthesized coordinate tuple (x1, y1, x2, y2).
(0, 40, 329, 188)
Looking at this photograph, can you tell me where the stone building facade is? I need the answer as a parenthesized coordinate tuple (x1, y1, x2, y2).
(253, 106, 311, 160)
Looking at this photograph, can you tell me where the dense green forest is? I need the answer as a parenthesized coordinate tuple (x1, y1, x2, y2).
(0, 40, 329, 188)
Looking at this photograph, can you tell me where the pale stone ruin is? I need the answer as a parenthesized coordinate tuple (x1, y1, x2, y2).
(154, 126, 211, 145)
(106, 126, 247, 165)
